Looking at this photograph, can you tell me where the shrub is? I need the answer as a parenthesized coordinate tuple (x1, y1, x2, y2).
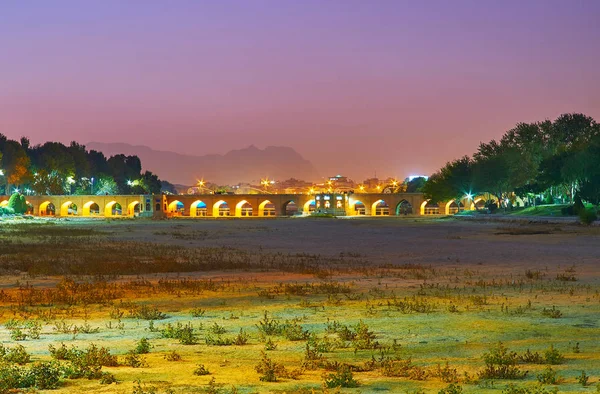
(193, 364, 210, 376)
(256, 311, 282, 336)
(282, 320, 309, 341)
(577, 371, 589, 386)
(164, 351, 182, 362)
(134, 337, 152, 354)
(323, 365, 359, 388)
(351, 320, 378, 350)
(0, 344, 31, 364)
(8, 193, 25, 214)
(133, 304, 168, 320)
(579, 209, 597, 225)
(541, 306, 562, 318)
(519, 349, 544, 364)
(543, 345, 564, 365)
(100, 371, 117, 384)
(537, 366, 559, 384)
(25, 361, 61, 389)
(255, 351, 285, 382)
(160, 322, 197, 345)
(123, 351, 146, 368)
(439, 384, 463, 394)
(479, 343, 527, 380)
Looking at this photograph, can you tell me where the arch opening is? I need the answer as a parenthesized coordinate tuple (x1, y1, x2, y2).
(235, 200, 252, 217)
(371, 200, 389, 216)
(61, 201, 77, 216)
(283, 201, 298, 216)
(105, 201, 123, 216)
(213, 200, 230, 217)
(259, 200, 275, 216)
(83, 201, 100, 216)
(395, 200, 413, 215)
(445, 200, 461, 215)
(25, 201, 33, 215)
(190, 200, 207, 217)
(352, 201, 366, 215)
(302, 200, 315, 215)
(39, 201, 55, 216)
(167, 200, 184, 216)
(421, 200, 440, 215)
(0, 200, 8, 207)
(128, 201, 140, 217)
(470, 198, 486, 210)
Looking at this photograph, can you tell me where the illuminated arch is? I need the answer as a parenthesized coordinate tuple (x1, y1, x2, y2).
(104, 201, 122, 216)
(167, 200, 184, 216)
(258, 200, 274, 216)
(60, 201, 74, 216)
(421, 200, 440, 215)
(39, 201, 55, 216)
(0, 200, 8, 207)
(371, 200, 389, 216)
(420, 200, 429, 216)
(445, 200, 461, 215)
(302, 199, 315, 214)
(127, 201, 140, 217)
(213, 200, 230, 217)
(470, 198, 485, 210)
(395, 199, 412, 215)
(82, 201, 99, 216)
(351, 200, 365, 215)
(235, 200, 252, 217)
(25, 201, 33, 214)
(190, 200, 207, 217)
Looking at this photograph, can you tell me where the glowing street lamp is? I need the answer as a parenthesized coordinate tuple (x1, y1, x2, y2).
(359, 185, 365, 192)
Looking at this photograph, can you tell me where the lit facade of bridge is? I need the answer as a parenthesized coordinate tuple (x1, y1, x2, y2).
(0, 192, 472, 218)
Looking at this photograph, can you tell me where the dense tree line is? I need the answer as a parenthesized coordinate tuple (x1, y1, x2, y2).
(0, 135, 162, 195)
(422, 113, 600, 209)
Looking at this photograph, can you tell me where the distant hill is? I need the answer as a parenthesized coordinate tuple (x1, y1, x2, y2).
(86, 142, 320, 185)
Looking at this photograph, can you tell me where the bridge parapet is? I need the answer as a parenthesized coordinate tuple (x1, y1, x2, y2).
(0, 192, 448, 218)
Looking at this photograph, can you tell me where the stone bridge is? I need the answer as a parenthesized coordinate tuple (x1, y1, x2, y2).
(0, 192, 466, 217)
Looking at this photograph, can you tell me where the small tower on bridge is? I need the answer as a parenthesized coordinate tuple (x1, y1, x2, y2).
(314, 193, 347, 216)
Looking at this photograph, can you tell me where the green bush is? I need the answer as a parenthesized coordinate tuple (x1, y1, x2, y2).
(134, 337, 152, 354)
(193, 364, 210, 376)
(7, 193, 25, 214)
(323, 365, 359, 388)
(579, 208, 597, 225)
(439, 384, 463, 394)
(479, 343, 527, 380)
(0, 344, 31, 365)
(537, 366, 559, 384)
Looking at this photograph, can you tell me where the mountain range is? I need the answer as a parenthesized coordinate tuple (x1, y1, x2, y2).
(86, 142, 320, 186)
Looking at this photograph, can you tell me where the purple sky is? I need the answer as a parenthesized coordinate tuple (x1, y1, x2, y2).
(1, 1, 599, 181)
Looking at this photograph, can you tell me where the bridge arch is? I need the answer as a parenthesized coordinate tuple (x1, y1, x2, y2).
(351, 200, 366, 215)
(421, 200, 439, 215)
(127, 201, 140, 217)
(371, 199, 389, 216)
(0, 200, 8, 207)
(470, 198, 485, 210)
(167, 200, 184, 216)
(395, 199, 413, 215)
(213, 200, 230, 217)
(445, 200, 461, 215)
(302, 199, 315, 215)
(82, 201, 100, 216)
(39, 201, 55, 216)
(60, 201, 76, 216)
(258, 200, 275, 216)
(282, 200, 298, 216)
(235, 200, 252, 217)
(105, 201, 123, 217)
(190, 200, 207, 217)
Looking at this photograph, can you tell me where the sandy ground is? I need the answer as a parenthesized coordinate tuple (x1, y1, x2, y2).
(54, 216, 599, 278)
